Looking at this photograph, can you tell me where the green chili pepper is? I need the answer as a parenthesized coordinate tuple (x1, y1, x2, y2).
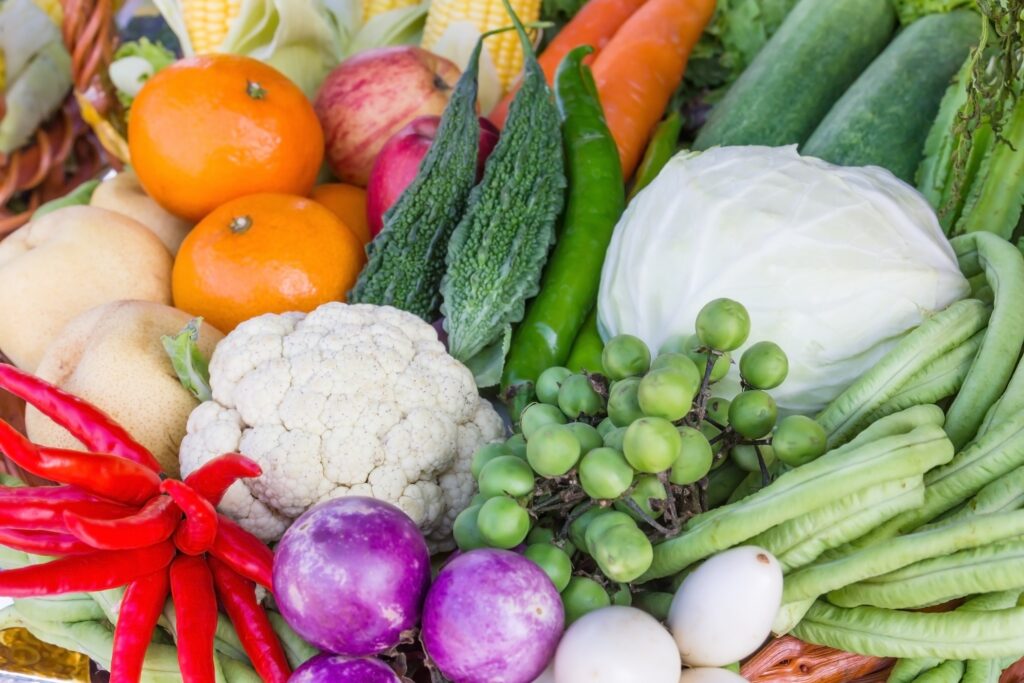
(500, 45, 625, 419)
(628, 111, 683, 200)
(566, 309, 605, 375)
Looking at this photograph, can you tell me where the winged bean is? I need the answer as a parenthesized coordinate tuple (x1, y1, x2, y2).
(829, 539, 1024, 608)
(867, 330, 983, 423)
(750, 476, 922, 571)
(816, 299, 990, 447)
(792, 600, 1024, 659)
(645, 418, 952, 580)
(783, 509, 1024, 603)
(943, 234, 1024, 448)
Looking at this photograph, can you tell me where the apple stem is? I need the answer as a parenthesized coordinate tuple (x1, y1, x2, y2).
(229, 215, 253, 234)
(246, 80, 267, 100)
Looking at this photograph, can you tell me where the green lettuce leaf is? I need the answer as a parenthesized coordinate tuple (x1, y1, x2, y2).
(109, 38, 176, 106)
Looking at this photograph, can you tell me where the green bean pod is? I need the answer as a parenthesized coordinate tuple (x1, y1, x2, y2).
(751, 476, 919, 566)
(501, 45, 625, 417)
(944, 462, 1024, 523)
(816, 298, 990, 447)
(891, 590, 1023, 679)
(867, 330, 984, 423)
(770, 478, 924, 572)
(864, 409, 1024, 541)
(829, 539, 1024, 609)
(268, 611, 319, 668)
(962, 658, 1005, 683)
(943, 233, 1024, 448)
(644, 417, 953, 581)
(13, 595, 105, 623)
(910, 660, 965, 683)
(697, 405, 944, 531)
(792, 601, 1024, 659)
(784, 510, 1024, 604)
(889, 657, 944, 683)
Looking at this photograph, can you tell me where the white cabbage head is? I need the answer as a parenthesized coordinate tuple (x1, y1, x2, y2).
(598, 145, 969, 415)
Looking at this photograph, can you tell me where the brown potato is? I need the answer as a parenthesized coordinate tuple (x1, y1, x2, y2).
(90, 170, 193, 254)
(25, 301, 224, 477)
(0, 205, 172, 371)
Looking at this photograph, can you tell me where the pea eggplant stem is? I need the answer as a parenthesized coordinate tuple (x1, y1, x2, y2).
(755, 445, 772, 487)
(621, 497, 672, 535)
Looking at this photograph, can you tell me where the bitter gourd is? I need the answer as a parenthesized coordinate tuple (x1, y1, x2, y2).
(348, 40, 485, 319)
(440, 0, 566, 364)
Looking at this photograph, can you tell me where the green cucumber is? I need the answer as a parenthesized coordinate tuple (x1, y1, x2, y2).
(694, 0, 895, 150)
(803, 10, 980, 182)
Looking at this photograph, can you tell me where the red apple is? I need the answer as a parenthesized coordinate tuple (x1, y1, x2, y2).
(315, 46, 461, 187)
(366, 116, 500, 237)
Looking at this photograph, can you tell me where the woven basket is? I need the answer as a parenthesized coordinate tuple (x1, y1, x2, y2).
(0, 0, 123, 237)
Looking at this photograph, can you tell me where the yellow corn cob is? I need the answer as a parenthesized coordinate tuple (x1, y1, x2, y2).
(182, 0, 244, 55)
(363, 0, 421, 22)
(422, 0, 541, 90)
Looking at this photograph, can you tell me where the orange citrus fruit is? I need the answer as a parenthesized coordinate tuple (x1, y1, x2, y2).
(129, 54, 324, 222)
(172, 193, 365, 332)
(310, 184, 371, 244)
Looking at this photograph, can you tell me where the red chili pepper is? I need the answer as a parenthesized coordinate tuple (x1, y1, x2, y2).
(0, 495, 132, 532)
(0, 422, 161, 506)
(208, 515, 274, 592)
(160, 480, 217, 555)
(169, 556, 218, 683)
(0, 528, 94, 555)
(208, 558, 291, 683)
(0, 364, 162, 473)
(184, 454, 262, 506)
(111, 568, 170, 683)
(0, 484, 127, 505)
(63, 496, 181, 550)
(0, 541, 175, 597)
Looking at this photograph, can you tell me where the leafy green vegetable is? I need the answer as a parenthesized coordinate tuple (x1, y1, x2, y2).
(891, 0, 976, 25)
(162, 318, 213, 402)
(109, 38, 176, 107)
(32, 179, 100, 219)
(680, 0, 800, 107)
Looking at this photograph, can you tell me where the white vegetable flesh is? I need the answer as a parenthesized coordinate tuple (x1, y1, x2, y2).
(669, 545, 782, 666)
(598, 145, 969, 414)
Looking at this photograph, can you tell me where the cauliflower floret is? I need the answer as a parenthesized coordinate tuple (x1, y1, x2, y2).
(178, 303, 505, 551)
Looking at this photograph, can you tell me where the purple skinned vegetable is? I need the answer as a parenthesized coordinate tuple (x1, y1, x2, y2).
(273, 497, 431, 656)
(289, 654, 401, 683)
(422, 548, 563, 683)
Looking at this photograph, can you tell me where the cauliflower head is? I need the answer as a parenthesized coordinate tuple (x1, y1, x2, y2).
(178, 303, 505, 550)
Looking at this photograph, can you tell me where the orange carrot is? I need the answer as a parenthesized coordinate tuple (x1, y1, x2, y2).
(591, 0, 715, 179)
(488, 0, 648, 127)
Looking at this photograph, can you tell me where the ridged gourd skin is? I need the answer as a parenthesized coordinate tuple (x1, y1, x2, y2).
(349, 45, 484, 320)
(694, 0, 896, 150)
(803, 10, 981, 183)
(441, 53, 566, 363)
